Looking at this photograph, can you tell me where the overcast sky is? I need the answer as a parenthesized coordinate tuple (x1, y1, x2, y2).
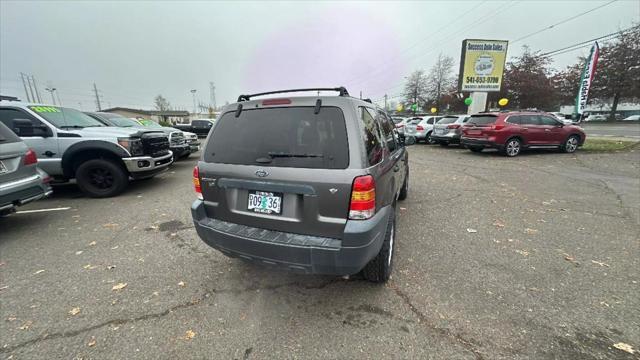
(1, 0, 638, 111)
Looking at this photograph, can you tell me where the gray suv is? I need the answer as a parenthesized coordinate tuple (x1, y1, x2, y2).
(0, 103, 173, 198)
(191, 87, 410, 282)
(0, 121, 52, 215)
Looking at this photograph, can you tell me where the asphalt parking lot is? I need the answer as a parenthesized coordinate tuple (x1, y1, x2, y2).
(1, 145, 639, 360)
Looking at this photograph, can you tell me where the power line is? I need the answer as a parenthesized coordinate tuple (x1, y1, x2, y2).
(541, 25, 637, 57)
(511, 0, 618, 44)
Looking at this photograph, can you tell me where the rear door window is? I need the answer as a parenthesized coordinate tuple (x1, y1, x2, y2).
(0, 119, 22, 143)
(0, 108, 49, 137)
(539, 116, 560, 126)
(506, 115, 523, 125)
(204, 107, 349, 169)
(378, 110, 398, 153)
(468, 115, 497, 125)
(361, 108, 384, 165)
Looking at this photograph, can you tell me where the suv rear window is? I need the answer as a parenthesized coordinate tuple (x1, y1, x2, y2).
(204, 107, 349, 169)
(0, 120, 22, 143)
(468, 115, 498, 125)
(437, 116, 458, 124)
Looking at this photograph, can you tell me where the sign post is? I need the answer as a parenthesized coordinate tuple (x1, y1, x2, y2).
(458, 39, 509, 114)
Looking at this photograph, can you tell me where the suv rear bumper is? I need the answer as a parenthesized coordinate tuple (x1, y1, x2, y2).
(122, 151, 173, 174)
(191, 200, 390, 276)
(0, 171, 52, 213)
(460, 137, 500, 149)
(431, 132, 461, 143)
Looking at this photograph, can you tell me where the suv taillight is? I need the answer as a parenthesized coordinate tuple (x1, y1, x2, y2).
(447, 124, 461, 129)
(23, 149, 37, 165)
(416, 125, 424, 131)
(193, 166, 202, 199)
(349, 175, 375, 220)
(491, 123, 505, 130)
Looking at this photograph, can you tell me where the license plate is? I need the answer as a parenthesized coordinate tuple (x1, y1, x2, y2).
(468, 130, 481, 135)
(0, 161, 7, 174)
(248, 191, 282, 214)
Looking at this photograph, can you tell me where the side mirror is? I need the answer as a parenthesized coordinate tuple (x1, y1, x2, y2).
(13, 119, 52, 138)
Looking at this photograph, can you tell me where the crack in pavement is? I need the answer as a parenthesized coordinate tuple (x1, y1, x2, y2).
(1, 279, 341, 354)
(389, 282, 485, 360)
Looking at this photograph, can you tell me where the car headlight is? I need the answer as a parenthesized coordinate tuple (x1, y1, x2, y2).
(118, 137, 144, 156)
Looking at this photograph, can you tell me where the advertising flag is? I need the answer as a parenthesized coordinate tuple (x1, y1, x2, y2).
(575, 42, 600, 117)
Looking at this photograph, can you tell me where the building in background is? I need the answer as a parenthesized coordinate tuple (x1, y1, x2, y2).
(101, 107, 190, 124)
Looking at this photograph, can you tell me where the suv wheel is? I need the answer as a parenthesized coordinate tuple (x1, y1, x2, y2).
(76, 159, 129, 198)
(563, 135, 580, 153)
(398, 168, 409, 201)
(362, 209, 395, 283)
(504, 138, 521, 157)
(426, 132, 436, 144)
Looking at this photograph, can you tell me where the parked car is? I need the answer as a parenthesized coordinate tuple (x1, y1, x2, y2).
(623, 115, 640, 121)
(391, 116, 410, 138)
(431, 115, 470, 146)
(584, 114, 607, 122)
(135, 118, 201, 156)
(404, 116, 443, 143)
(174, 119, 215, 137)
(191, 87, 411, 283)
(0, 103, 173, 197)
(460, 111, 586, 157)
(86, 112, 198, 159)
(0, 121, 52, 216)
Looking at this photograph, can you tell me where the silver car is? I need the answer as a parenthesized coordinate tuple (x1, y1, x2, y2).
(431, 114, 470, 146)
(0, 121, 52, 216)
(404, 116, 443, 143)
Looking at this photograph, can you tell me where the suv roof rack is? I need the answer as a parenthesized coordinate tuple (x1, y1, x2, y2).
(237, 87, 349, 102)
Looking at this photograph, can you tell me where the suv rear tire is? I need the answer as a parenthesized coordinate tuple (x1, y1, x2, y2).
(75, 159, 129, 198)
(503, 138, 522, 157)
(362, 209, 395, 283)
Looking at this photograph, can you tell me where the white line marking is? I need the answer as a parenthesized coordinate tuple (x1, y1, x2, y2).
(16, 207, 71, 214)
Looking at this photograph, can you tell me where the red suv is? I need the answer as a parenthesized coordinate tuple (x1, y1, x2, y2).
(460, 111, 586, 157)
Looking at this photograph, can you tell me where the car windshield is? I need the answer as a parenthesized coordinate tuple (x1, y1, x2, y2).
(437, 116, 458, 124)
(137, 119, 163, 128)
(29, 106, 104, 129)
(204, 107, 349, 169)
(107, 116, 140, 127)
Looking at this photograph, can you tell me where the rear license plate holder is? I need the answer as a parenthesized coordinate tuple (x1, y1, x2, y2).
(248, 191, 282, 215)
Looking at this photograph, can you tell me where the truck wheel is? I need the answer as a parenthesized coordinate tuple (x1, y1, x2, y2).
(75, 159, 129, 198)
(362, 209, 395, 283)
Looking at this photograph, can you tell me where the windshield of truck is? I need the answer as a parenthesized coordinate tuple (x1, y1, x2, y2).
(29, 106, 104, 129)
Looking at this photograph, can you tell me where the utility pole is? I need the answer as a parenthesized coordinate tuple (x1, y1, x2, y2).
(26, 76, 36, 103)
(45, 87, 57, 105)
(359, 91, 362, 99)
(20, 73, 31, 102)
(32, 76, 43, 103)
(384, 94, 388, 111)
(55, 90, 62, 106)
(209, 82, 216, 109)
(93, 83, 102, 110)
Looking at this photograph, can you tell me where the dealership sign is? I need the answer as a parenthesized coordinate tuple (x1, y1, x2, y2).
(458, 39, 509, 92)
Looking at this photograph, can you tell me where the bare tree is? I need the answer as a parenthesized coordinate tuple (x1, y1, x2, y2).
(425, 53, 456, 114)
(403, 70, 428, 114)
(154, 95, 171, 111)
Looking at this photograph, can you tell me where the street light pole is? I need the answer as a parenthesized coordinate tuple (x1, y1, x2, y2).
(45, 87, 57, 105)
(190, 89, 197, 115)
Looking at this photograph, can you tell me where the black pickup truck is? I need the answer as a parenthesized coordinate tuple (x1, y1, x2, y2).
(173, 119, 214, 138)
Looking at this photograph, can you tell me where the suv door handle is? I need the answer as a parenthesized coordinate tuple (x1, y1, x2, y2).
(42, 151, 56, 157)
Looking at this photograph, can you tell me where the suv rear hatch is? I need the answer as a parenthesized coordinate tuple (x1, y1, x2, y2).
(463, 114, 499, 138)
(198, 104, 354, 239)
(433, 116, 458, 135)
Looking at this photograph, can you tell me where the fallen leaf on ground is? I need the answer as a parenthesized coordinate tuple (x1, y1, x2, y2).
(591, 260, 610, 267)
(88, 241, 97, 246)
(183, 330, 196, 340)
(515, 249, 529, 256)
(107, 265, 116, 270)
(7, 316, 17, 322)
(112, 283, 127, 291)
(148, 225, 159, 231)
(613, 342, 635, 354)
(33, 269, 45, 275)
(564, 254, 580, 266)
(75, 251, 83, 255)
(400, 207, 407, 211)
(110, 246, 119, 250)
(87, 337, 97, 347)
(83, 264, 97, 270)
(178, 281, 185, 287)
(492, 220, 505, 228)
(19, 321, 32, 330)
(102, 223, 119, 228)
(0, 285, 9, 291)
(0, 261, 5, 266)
(69, 307, 81, 316)
(524, 228, 538, 235)
(466, 228, 477, 233)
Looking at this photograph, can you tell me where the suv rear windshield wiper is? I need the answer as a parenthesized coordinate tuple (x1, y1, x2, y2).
(267, 152, 324, 158)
